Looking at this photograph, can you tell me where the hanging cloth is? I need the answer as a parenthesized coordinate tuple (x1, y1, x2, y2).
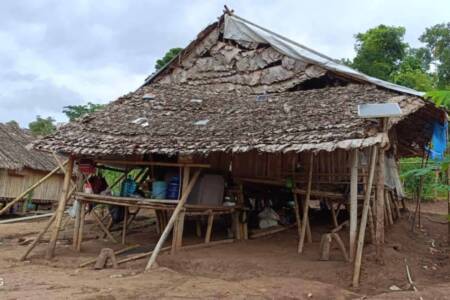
(427, 120, 448, 161)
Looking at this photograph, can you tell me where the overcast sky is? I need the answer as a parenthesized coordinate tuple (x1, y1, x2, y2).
(0, 0, 448, 127)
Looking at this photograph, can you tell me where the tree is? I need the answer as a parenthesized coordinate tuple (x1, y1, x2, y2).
(155, 47, 183, 70)
(5, 120, 20, 128)
(63, 102, 106, 121)
(391, 48, 434, 91)
(351, 25, 408, 80)
(420, 23, 450, 88)
(28, 116, 56, 136)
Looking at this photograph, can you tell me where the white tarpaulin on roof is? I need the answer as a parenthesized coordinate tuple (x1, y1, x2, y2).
(224, 14, 424, 97)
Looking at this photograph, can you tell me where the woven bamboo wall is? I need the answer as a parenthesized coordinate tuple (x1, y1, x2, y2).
(0, 168, 64, 202)
(195, 150, 369, 186)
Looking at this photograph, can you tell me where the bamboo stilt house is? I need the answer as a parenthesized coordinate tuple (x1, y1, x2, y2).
(33, 10, 446, 282)
(0, 123, 64, 209)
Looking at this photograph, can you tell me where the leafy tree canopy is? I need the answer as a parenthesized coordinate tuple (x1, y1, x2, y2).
(155, 47, 183, 70)
(391, 48, 434, 91)
(63, 102, 106, 121)
(420, 22, 450, 88)
(28, 116, 56, 137)
(352, 25, 408, 80)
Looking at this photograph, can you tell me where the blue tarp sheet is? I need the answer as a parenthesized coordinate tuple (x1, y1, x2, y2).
(427, 120, 448, 161)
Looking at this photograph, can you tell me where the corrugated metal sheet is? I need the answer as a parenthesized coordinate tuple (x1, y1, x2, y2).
(223, 14, 424, 97)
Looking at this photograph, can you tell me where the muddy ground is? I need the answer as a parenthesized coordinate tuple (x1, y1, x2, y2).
(1, 201, 450, 299)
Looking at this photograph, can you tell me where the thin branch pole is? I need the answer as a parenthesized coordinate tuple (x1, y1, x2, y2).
(352, 146, 378, 288)
(298, 152, 314, 253)
(145, 170, 201, 270)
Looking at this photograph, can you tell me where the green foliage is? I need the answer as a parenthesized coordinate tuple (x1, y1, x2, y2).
(28, 116, 56, 137)
(424, 90, 450, 108)
(391, 47, 434, 91)
(155, 47, 183, 70)
(63, 102, 106, 121)
(400, 157, 446, 201)
(352, 25, 407, 80)
(420, 22, 450, 88)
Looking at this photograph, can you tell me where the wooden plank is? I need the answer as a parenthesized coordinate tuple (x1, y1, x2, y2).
(46, 157, 74, 259)
(145, 170, 201, 270)
(96, 160, 210, 169)
(353, 146, 378, 288)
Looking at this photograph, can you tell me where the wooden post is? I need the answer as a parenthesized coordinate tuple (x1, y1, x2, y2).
(385, 191, 394, 225)
(349, 149, 358, 261)
(0, 160, 68, 215)
(76, 201, 86, 251)
(292, 155, 302, 245)
(171, 166, 191, 254)
(298, 152, 314, 253)
(205, 211, 214, 243)
(352, 146, 377, 288)
(375, 146, 385, 264)
(175, 209, 186, 249)
(72, 200, 82, 249)
(122, 208, 129, 244)
(46, 157, 74, 259)
(145, 170, 200, 270)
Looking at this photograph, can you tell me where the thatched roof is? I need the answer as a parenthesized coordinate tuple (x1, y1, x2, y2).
(0, 123, 57, 171)
(33, 12, 445, 158)
(33, 83, 439, 157)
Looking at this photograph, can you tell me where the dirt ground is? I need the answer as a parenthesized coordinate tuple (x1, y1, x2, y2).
(1, 201, 450, 299)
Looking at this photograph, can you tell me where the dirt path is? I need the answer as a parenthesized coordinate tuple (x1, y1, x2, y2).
(0, 202, 449, 299)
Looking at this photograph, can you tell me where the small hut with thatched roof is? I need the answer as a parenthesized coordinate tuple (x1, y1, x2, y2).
(31, 10, 446, 286)
(0, 123, 64, 212)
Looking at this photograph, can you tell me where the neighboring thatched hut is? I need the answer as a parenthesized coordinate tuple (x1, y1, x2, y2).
(0, 123, 64, 211)
(32, 11, 446, 285)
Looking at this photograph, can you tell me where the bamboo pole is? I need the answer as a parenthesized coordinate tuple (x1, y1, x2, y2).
(349, 149, 358, 261)
(46, 157, 74, 259)
(145, 169, 200, 270)
(0, 160, 68, 215)
(79, 244, 140, 268)
(298, 153, 314, 253)
(92, 209, 118, 243)
(352, 146, 378, 288)
(19, 214, 56, 261)
(122, 208, 129, 244)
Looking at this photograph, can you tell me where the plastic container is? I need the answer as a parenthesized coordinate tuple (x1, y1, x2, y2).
(166, 176, 180, 200)
(152, 181, 167, 199)
(121, 176, 137, 197)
